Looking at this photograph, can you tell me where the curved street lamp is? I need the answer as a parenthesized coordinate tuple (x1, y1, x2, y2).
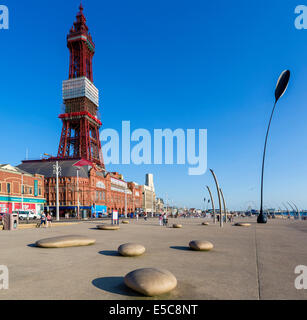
(282, 202, 289, 212)
(219, 188, 227, 224)
(282, 203, 290, 219)
(291, 202, 300, 220)
(258, 70, 291, 224)
(206, 186, 216, 223)
(287, 202, 296, 219)
(210, 169, 223, 228)
(276, 206, 285, 219)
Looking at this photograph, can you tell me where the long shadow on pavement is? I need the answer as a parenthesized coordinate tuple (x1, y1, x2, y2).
(169, 246, 190, 251)
(92, 277, 140, 297)
(99, 250, 120, 256)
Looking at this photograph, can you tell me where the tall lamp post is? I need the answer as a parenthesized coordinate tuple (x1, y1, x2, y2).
(210, 169, 223, 227)
(206, 186, 216, 223)
(220, 188, 227, 224)
(151, 189, 154, 218)
(76, 167, 80, 219)
(21, 173, 24, 212)
(72, 159, 94, 220)
(52, 161, 61, 221)
(132, 188, 135, 214)
(287, 202, 296, 220)
(258, 70, 290, 224)
(282, 202, 290, 219)
(291, 202, 300, 220)
(44, 153, 61, 221)
(277, 207, 284, 219)
(124, 188, 127, 219)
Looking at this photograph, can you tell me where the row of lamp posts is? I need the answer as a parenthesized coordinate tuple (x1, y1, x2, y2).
(205, 70, 291, 226)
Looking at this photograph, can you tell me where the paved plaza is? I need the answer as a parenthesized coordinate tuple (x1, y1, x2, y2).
(0, 217, 306, 300)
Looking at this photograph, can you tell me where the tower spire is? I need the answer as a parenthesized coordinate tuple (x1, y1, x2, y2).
(67, 1, 95, 81)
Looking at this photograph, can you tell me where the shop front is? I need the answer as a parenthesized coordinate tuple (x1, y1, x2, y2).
(47, 206, 92, 219)
(0, 196, 45, 215)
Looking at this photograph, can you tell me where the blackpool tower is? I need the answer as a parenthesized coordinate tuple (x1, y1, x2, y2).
(57, 4, 105, 169)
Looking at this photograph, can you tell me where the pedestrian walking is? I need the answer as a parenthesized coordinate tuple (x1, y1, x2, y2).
(159, 214, 163, 226)
(136, 212, 139, 221)
(163, 213, 167, 226)
(46, 213, 52, 227)
(40, 212, 46, 228)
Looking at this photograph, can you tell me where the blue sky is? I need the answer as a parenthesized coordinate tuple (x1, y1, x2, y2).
(1, 0, 307, 210)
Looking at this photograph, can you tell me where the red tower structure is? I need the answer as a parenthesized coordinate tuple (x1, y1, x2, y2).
(57, 4, 105, 169)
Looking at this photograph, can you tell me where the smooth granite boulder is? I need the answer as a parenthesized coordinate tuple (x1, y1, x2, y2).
(97, 224, 120, 230)
(173, 224, 182, 228)
(235, 223, 251, 227)
(189, 240, 213, 251)
(118, 243, 145, 257)
(124, 268, 177, 296)
(35, 235, 96, 248)
(202, 222, 209, 226)
(122, 220, 129, 224)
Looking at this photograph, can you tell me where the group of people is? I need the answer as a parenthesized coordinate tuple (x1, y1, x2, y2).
(215, 214, 234, 223)
(134, 212, 148, 221)
(39, 212, 52, 228)
(159, 213, 168, 226)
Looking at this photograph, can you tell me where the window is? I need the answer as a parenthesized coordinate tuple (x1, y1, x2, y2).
(0, 183, 1, 192)
(21, 185, 24, 194)
(7, 183, 11, 194)
(73, 56, 80, 77)
(39, 188, 41, 196)
(29, 187, 32, 194)
(86, 58, 91, 79)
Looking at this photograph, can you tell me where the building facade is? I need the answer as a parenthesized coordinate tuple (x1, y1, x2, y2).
(142, 174, 156, 214)
(155, 197, 164, 213)
(0, 164, 45, 214)
(19, 161, 143, 218)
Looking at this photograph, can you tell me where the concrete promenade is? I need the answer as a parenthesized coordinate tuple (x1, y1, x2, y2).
(0, 217, 306, 300)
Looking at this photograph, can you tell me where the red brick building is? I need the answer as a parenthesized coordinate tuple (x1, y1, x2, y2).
(19, 159, 143, 218)
(0, 164, 45, 214)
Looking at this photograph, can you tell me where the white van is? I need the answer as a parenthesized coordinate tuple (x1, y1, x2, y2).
(15, 211, 39, 220)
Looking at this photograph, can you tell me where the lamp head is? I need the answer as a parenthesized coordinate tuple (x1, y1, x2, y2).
(275, 70, 290, 103)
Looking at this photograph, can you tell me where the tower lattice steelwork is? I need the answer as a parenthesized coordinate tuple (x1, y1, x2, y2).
(57, 4, 104, 169)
